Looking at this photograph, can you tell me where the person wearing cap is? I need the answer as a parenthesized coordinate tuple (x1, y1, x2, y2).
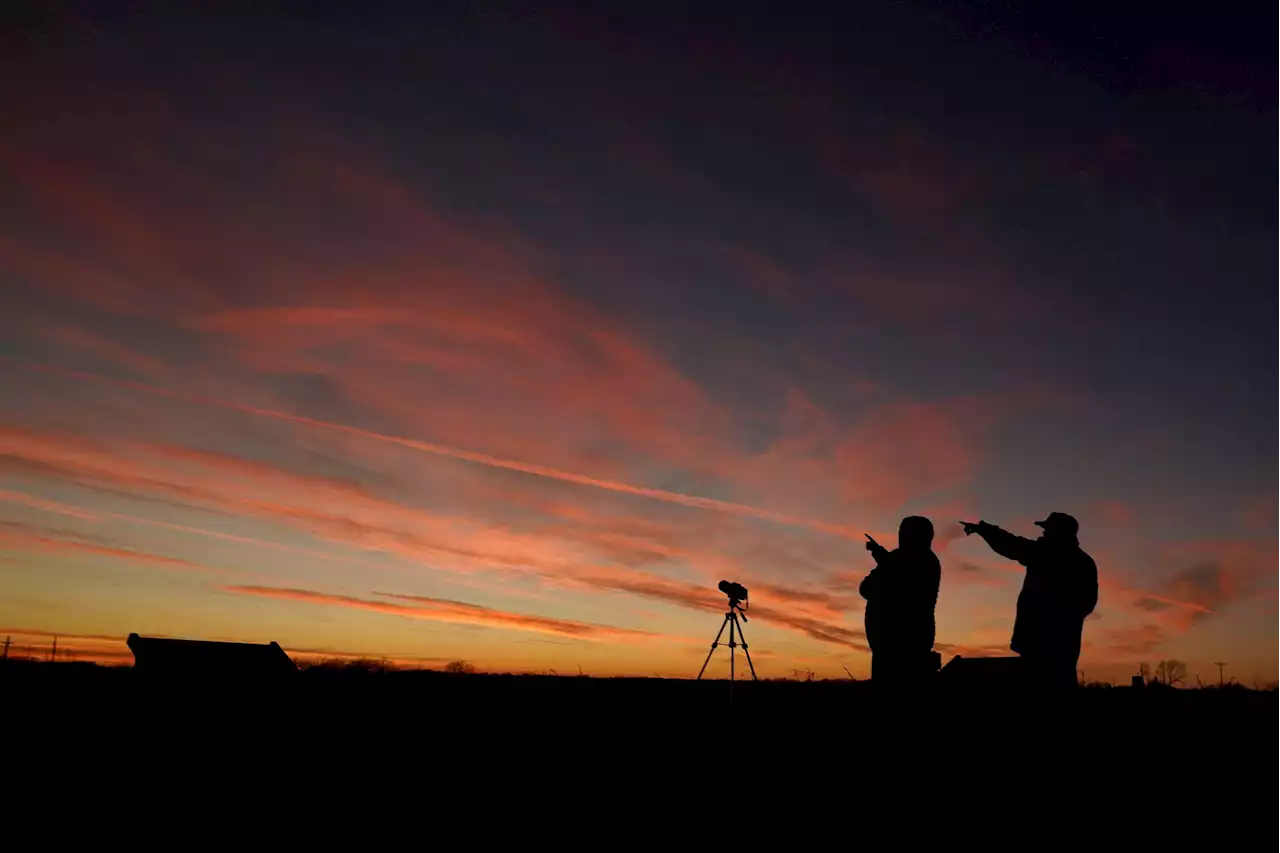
(961, 513, 1098, 690)
(860, 515, 942, 690)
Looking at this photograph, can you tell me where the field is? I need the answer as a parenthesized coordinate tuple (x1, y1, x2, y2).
(4, 657, 1273, 851)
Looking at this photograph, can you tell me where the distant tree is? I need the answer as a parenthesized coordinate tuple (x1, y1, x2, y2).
(1154, 660, 1187, 687)
(444, 660, 476, 674)
(1139, 662, 1152, 684)
(344, 658, 392, 674)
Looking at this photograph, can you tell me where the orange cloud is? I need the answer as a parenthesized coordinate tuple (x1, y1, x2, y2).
(726, 388, 1017, 517)
(222, 584, 660, 641)
(0, 488, 99, 520)
(0, 426, 695, 598)
(1, 113, 1028, 539)
(0, 122, 1032, 559)
(564, 569, 868, 651)
(0, 487, 362, 565)
(1151, 539, 1276, 623)
(0, 528, 211, 572)
(1098, 624, 1168, 656)
(11, 109, 1242, 677)
(4, 360, 871, 539)
(4, 413, 1227, 663)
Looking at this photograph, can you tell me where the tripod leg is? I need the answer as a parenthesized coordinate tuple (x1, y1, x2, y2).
(696, 615, 731, 680)
(735, 615, 759, 681)
(729, 614, 736, 683)
(732, 612, 742, 701)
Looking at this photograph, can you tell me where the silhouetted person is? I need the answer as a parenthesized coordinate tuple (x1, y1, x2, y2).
(962, 512, 1098, 692)
(860, 516, 941, 689)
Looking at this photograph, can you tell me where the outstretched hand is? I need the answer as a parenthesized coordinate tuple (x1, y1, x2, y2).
(960, 521, 981, 536)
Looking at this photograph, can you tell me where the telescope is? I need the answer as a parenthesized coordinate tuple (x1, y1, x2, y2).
(718, 580, 748, 614)
(698, 580, 757, 689)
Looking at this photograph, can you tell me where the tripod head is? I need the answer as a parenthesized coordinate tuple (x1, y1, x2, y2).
(718, 580, 749, 621)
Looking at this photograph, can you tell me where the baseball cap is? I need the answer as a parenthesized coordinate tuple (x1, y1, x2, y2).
(1034, 512, 1078, 535)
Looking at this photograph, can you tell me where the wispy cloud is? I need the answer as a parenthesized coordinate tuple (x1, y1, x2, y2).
(222, 585, 661, 641)
(565, 570, 868, 651)
(1, 85, 1270, 681)
(4, 360, 873, 539)
(0, 488, 99, 520)
(0, 527, 214, 572)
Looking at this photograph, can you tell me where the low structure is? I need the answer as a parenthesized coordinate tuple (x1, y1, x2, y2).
(127, 633, 296, 695)
(939, 655, 1027, 692)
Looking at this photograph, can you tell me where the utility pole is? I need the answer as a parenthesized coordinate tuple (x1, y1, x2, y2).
(1214, 661, 1227, 686)
(50, 636, 57, 662)
(2, 636, 9, 659)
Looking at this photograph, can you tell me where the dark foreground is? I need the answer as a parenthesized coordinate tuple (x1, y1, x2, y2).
(4, 660, 1274, 850)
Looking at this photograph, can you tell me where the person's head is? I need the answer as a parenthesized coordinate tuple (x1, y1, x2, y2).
(898, 516, 934, 550)
(1035, 512, 1079, 544)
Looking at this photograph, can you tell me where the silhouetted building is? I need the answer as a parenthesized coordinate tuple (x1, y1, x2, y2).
(939, 655, 1028, 693)
(127, 633, 296, 696)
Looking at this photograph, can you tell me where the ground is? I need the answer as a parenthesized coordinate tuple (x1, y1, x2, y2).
(3, 660, 1272, 849)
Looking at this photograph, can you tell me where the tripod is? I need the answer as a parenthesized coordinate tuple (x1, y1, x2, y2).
(696, 600, 757, 703)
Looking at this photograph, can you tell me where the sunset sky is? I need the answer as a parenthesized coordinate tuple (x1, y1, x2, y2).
(1, 2, 1274, 683)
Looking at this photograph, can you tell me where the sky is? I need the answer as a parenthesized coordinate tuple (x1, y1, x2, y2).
(1, 1, 1275, 683)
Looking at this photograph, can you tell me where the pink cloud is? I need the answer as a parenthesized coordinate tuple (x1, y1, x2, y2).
(1, 364, 874, 540)
(1, 103, 1169, 675)
(223, 584, 660, 641)
(0, 488, 99, 520)
(1152, 539, 1276, 622)
(1089, 501, 1137, 527)
(0, 527, 213, 572)
(563, 568, 867, 651)
(731, 393, 1004, 515)
(1098, 624, 1168, 656)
